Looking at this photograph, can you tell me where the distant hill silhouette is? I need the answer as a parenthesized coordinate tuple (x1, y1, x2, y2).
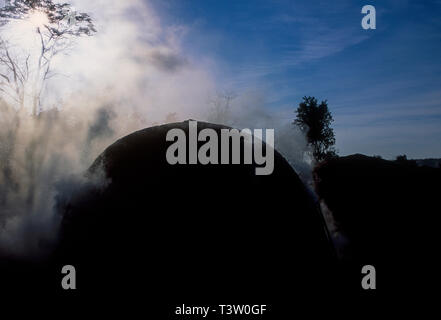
(415, 158, 441, 168)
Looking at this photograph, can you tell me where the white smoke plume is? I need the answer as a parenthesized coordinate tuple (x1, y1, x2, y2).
(0, 0, 310, 257)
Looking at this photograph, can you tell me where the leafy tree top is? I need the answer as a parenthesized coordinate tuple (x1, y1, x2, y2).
(0, 0, 96, 114)
(0, 0, 96, 37)
(294, 96, 336, 161)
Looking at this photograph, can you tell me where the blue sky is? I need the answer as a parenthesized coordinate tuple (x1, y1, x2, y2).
(149, 0, 441, 159)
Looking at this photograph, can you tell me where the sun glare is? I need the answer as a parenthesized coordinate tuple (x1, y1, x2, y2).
(28, 11, 49, 29)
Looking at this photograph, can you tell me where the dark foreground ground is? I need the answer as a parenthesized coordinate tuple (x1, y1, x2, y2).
(314, 154, 441, 295)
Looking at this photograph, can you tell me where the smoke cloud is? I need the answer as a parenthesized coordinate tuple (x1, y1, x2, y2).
(0, 0, 310, 257)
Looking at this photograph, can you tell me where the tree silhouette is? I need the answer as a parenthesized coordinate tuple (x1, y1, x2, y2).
(294, 96, 336, 161)
(395, 154, 417, 167)
(0, 0, 96, 114)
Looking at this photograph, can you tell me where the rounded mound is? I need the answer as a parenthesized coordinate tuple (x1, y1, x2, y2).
(57, 120, 336, 300)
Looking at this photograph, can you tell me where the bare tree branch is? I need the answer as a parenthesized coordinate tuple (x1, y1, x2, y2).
(0, 0, 96, 113)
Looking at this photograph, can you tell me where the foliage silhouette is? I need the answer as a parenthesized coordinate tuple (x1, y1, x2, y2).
(0, 0, 96, 114)
(294, 96, 336, 161)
